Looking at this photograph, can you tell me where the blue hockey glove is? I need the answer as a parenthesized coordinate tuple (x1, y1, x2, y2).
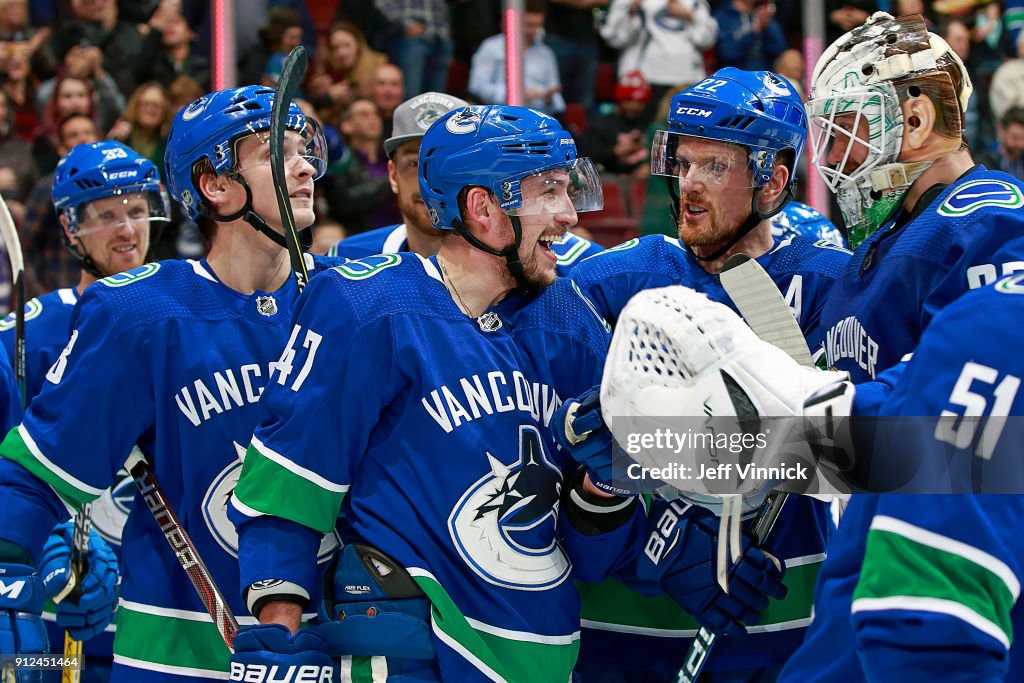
(0, 543, 49, 682)
(627, 500, 787, 637)
(552, 385, 619, 491)
(39, 521, 119, 641)
(230, 624, 334, 682)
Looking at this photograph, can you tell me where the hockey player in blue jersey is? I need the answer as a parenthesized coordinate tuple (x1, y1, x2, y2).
(0, 140, 171, 680)
(558, 69, 848, 681)
(228, 105, 651, 682)
(328, 91, 604, 272)
(0, 85, 345, 682)
(623, 13, 1024, 681)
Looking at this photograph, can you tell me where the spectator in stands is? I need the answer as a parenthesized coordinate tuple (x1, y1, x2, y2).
(774, 48, 804, 97)
(469, 0, 565, 114)
(237, 6, 302, 87)
(373, 0, 452, 97)
(38, 42, 124, 134)
(261, 9, 304, 86)
(941, 17, 995, 151)
(32, 76, 98, 175)
(369, 63, 404, 139)
(990, 29, 1024, 125)
(545, 0, 607, 112)
(0, 88, 35, 226)
(1, 42, 39, 141)
(138, 5, 210, 90)
(600, 0, 718, 121)
(825, 0, 877, 46)
(324, 97, 399, 234)
(975, 106, 1024, 180)
(714, 0, 787, 72)
(306, 22, 387, 122)
(20, 112, 99, 298)
(0, 0, 52, 68)
(51, 0, 147, 98)
(580, 70, 651, 176)
(107, 82, 169, 168)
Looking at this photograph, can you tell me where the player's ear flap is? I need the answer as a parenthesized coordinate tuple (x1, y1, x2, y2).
(901, 95, 937, 152)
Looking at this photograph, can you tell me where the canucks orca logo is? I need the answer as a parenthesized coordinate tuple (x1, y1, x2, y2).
(445, 108, 482, 135)
(203, 442, 339, 562)
(448, 425, 570, 590)
(938, 180, 1024, 217)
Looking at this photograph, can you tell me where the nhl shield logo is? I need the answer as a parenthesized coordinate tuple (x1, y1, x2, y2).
(476, 312, 502, 332)
(256, 296, 278, 317)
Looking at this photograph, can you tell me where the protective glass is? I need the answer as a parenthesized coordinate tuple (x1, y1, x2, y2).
(651, 131, 756, 187)
(70, 186, 172, 237)
(233, 119, 329, 180)
(504, 157, 604, 217)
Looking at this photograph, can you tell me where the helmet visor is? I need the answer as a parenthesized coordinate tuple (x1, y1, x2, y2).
(651, 131, 757, 187)
(71, 185, 172, 237)
(234, 119, 329, 180)
(504, 157, 604, 217)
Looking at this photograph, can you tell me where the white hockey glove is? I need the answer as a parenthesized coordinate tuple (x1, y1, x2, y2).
(601, 285, 855, 502)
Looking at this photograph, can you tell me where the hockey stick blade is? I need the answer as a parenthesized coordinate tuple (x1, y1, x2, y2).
(126, 448, 239, 650)
(0, 193, 25, 407)
(271, 45, 311, 292)
(720, 253, 813, 367)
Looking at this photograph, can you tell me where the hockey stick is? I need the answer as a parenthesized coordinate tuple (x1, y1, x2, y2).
(0, 193, 24, 409)
(125, 448, 239, 650)
(270, 45, 310, 293)
(676, 253, 812, 683)
(59, 503, 91, 683)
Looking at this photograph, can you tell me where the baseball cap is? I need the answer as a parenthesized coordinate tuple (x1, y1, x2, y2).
(614, 71, 652, 103)
(383, 91, 468, 157)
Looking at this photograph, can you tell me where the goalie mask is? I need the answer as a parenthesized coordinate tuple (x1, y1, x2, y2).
(807, 12, 972, 247)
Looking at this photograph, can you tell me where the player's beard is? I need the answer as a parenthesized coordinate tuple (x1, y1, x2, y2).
(401, 192, 446, 238)
(677, 192, 744, 248)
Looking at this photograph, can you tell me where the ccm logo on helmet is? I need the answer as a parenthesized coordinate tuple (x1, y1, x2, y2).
(675, 106, 713, 118)
(106, 170, 138, 180)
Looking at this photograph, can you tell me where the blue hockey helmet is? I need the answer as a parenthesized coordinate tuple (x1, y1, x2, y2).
(652, 68, 807, 190)
(52, 140, 171, 236)
(164, 85, 328, 221)
(418, 105, 603, 231)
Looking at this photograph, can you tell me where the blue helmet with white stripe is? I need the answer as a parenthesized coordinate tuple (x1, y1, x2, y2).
(655, 68, 807, 191)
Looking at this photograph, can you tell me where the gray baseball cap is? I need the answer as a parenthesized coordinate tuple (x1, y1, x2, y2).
(383, 91, 469, 157)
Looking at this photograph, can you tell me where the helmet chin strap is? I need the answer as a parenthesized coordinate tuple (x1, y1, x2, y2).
(670, 179, 791, 263)
(199, 173, 312, 250)
(453, 213, 533, 291)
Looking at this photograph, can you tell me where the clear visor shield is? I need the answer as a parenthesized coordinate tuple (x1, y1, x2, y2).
(651, 131, 757, 188)
(234, 119, 329, 180)
(70, 185, 172, 238)
(806, 87, 894, 192)
(504, 157, 604, 217)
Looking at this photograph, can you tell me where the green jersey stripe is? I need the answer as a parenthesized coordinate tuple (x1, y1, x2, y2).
(114, 603, 231, 674)
(407, 568, 578, 682)
(250, 436, 350, 493)
(854, 525, 1017, 645)
(235, 443, 346, 533)
(0, 426, 103, 507)
(870, 515, 1020, 597)
(340, 655, 389, 682)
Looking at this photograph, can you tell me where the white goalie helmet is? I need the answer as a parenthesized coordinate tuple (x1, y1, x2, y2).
(807, 12, 973, 247)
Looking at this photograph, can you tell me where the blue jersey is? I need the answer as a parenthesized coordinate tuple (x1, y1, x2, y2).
(328, 223, 604, 275)
(770, 201, 848, 249)
(0, 286, 129, 659)
(0, 255, 345, 682)
(820, 167, 1024, 390)
(566, 232, 850, 675)
(232, 254, 643, 683)
(781, 276, 1024, 682)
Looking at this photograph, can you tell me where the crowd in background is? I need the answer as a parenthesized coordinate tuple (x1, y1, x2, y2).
(2, 0, 1024, 312)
